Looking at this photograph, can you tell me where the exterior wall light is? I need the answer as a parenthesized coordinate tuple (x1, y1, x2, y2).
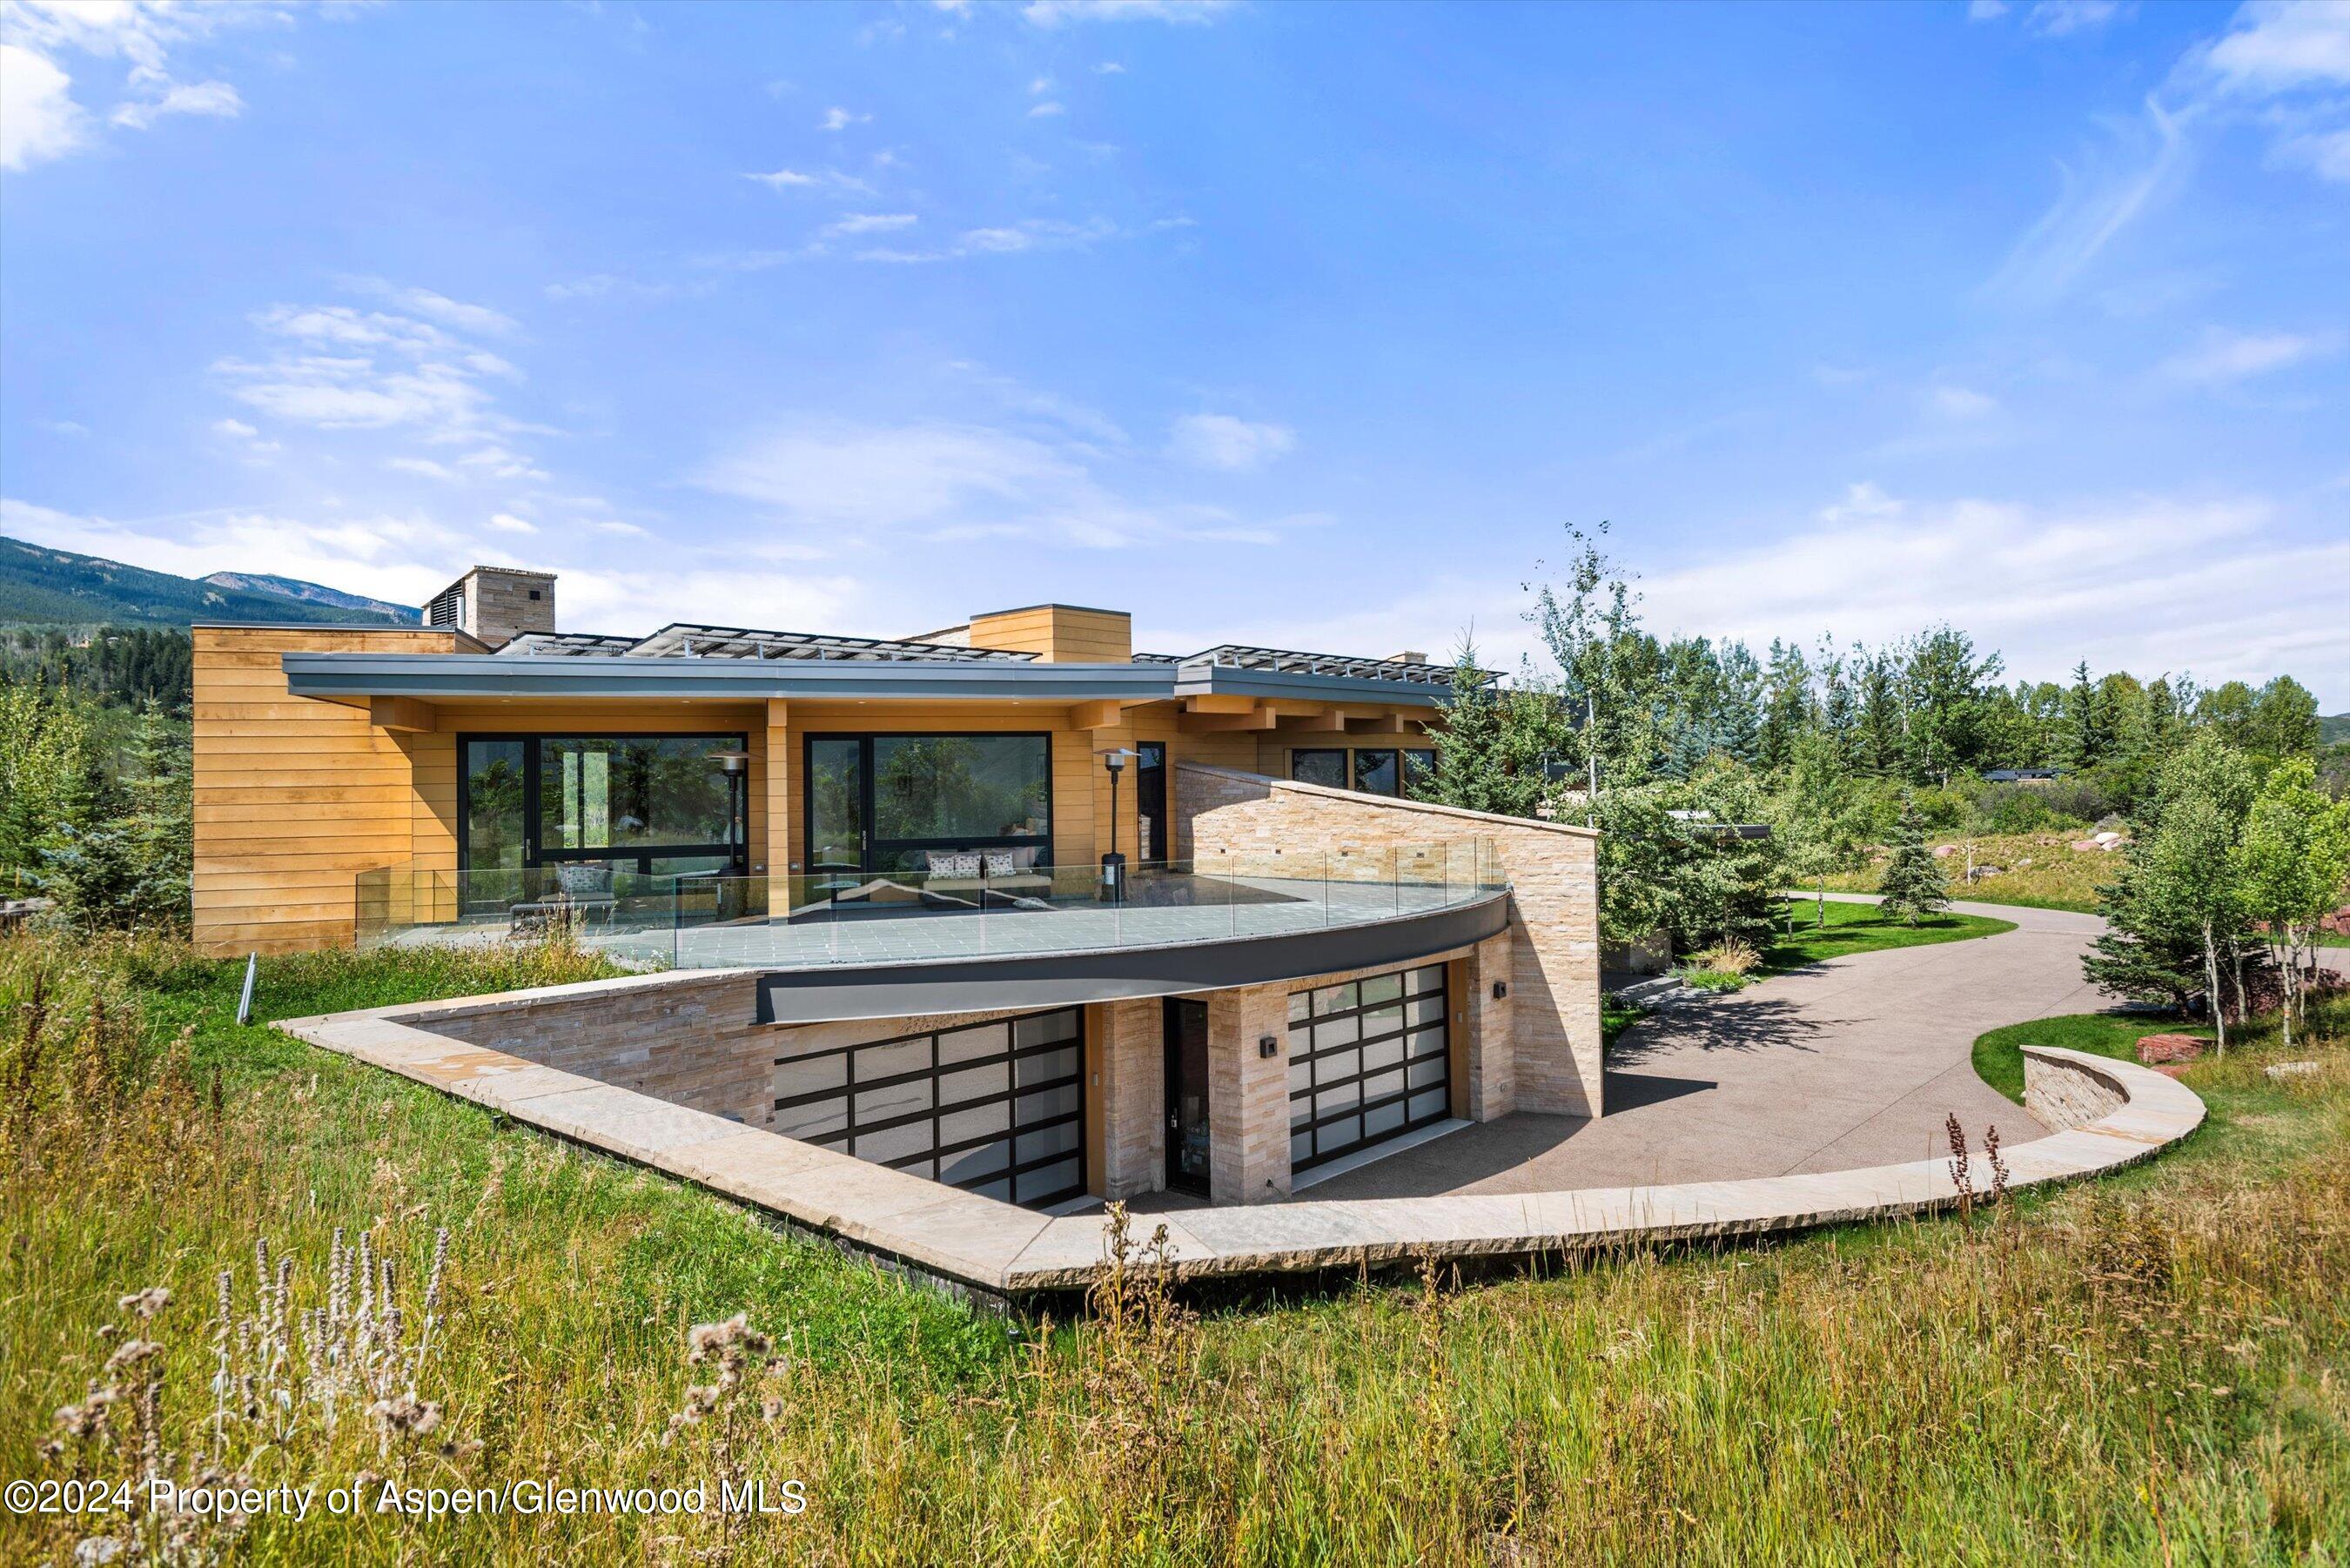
(1492, 981, 1508, 1000)
(1259, 1034, 1280, 1058)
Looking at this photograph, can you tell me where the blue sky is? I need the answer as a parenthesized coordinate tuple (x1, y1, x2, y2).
(3, 0, 2346, 701)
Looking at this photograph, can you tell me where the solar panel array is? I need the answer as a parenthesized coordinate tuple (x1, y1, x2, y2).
(489, 622, 1469, 683)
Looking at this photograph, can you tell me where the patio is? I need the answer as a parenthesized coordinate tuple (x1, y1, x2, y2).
(373, 864, 1500, 972)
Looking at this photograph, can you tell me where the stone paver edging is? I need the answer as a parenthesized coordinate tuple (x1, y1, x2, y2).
(276, 996, 2204, 1300)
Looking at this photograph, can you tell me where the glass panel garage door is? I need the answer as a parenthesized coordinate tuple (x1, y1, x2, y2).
(1287, 964, 1449, 1172)
(769, 1007, 1084, 1208)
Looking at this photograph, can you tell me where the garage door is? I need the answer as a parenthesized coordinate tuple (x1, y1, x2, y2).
(769, 1006, 1085, 1208)
(1288, 963, 1449, 1172)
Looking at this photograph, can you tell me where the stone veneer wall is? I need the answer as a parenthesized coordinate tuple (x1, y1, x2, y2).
(417, 973, 1070, 1136)
(1176, 763, 1603, 1118)
(2023, 1050, 2129, 1130)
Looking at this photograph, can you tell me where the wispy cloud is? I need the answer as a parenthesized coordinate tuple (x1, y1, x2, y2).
(2025, 1, 2128, 39)
(695, 413, 1301, 550)
(1028, 100, 1065, 118)
(2191, 0, 2350, 184)
(109, 77, 239, 131)
(1020, 0, 1238, 28)
(819, 106, 872, 131)
(742, 165, 876, 196)
(2158, 326, 2338, 385)
(1981, 97, 2187, 305)
(1166, 412, 1295, 472)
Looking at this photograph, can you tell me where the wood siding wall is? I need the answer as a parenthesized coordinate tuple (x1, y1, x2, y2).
(192, 626, 464, 955)
(966, 606, 1132, 663)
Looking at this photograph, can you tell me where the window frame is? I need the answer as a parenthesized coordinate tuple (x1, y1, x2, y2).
(801, 730, 1057, 875)
(457, 730, 749, 875)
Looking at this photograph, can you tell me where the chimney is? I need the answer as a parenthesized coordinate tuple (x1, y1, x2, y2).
(1386, 650, 1429, 666)
(425, 566, 556, 647)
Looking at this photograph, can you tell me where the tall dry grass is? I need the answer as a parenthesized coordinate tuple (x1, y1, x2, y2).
(3, 926, 2346, 1564)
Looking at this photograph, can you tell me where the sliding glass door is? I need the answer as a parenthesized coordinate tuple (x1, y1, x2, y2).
(804, 732, 1053, 876)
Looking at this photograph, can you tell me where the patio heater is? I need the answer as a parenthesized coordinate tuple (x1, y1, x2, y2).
(709, 749, 752, 917)
(1098, 747, 1138, 903)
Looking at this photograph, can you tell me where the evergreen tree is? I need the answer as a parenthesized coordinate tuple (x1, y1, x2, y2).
(1427, 645, 1571, 820)
(123, 698, 193, 928)
(1877, 797, 1950, 926)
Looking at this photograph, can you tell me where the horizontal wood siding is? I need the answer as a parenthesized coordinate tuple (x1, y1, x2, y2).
(191, 627, 461, 955)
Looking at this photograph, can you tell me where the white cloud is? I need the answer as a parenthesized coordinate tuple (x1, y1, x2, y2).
(823, 211, 918, 237)
(2025, 1, 2126, 39)
(2204, 1, 2350, 92)
(1028, 100, 1065, 117)
(1, 42, 86, 170)
(1635, 486, 2350, 696)
(212, 419, 259, 439)
(1096, 60, 1128, 73)
(487, 512, 538, 535)
(1967, 0, 2011, 19)
(1166, 412, 1295, 472)
(2158, 326, 2336, 383)
(109, 77, 240, 130)
(1021, 0, 1238, 27)
(350, 282, 519, 338)
(742, 165, 874, 195)
(386, 457, 459, 481)
(0, 0, 292, 167)
(819, 106, 871, 131)
(1928, 384, 2001, 419)
(2189, 2, 2350, 184)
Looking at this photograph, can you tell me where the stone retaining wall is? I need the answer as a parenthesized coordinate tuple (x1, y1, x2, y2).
(1176, 763, 1602, 1117)
(2023, 1049, 2129, 1130)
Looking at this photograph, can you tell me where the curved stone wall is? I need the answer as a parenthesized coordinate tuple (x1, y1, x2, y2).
(278, 974, 2207, 1302)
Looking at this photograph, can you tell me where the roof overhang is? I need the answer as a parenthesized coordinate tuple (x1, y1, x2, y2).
(280, 653, 1454, 708)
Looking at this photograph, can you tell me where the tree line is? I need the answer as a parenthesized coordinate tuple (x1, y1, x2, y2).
(1426, 525, 2349, 1030)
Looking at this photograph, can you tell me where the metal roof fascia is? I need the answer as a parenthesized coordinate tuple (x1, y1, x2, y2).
(1172, 663, 1454, 708)
(279, 653, 1182, 702)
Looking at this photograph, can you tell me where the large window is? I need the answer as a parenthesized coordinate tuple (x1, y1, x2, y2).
(1287, 964, 1449, 1171)
(1290, 747, 1439, 799)
(458, 733, 747, 875)
(769, 1006, 1084, 1208)
(804, 733, 1052, 875)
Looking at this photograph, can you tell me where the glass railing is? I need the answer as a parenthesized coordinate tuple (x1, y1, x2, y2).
(354, 840, 1507, 971)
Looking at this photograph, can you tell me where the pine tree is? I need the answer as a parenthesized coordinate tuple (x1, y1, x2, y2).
(1877, 797, 1950, 926)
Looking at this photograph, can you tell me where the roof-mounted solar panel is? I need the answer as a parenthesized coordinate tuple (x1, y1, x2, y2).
(1179, 643, 1474, 685)
(495, 633, 640, 658)
(626, 622, 1041, 663)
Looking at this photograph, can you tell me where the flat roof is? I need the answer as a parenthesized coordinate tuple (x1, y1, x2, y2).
(279, 652, 1457, 707)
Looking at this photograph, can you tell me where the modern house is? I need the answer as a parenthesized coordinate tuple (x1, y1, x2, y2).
(197, 566, 1601, 1214)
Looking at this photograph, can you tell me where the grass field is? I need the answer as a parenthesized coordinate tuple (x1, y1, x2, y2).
(1820, 831, 2118, 912)
(5, 928, 2347, 1564)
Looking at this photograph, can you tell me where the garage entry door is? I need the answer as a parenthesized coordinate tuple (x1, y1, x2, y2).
(1288, 963, 1449, 1172)
(769, 1006, 1085, 1209)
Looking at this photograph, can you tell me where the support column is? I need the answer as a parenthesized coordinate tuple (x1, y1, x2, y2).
(1095, 998, 1165, 1199)
(762, 699, 789, 881)
(1207, 982, 1292, 1205)
(1455, 931, 1516, 1122)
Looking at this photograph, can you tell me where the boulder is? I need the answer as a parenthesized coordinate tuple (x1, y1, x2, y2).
(2135, 1033, 2206, 1066)
(1932, 844, 1957, 858)
(2070, 839, 2101, 853)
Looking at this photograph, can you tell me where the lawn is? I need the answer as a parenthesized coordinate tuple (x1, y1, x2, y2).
(5, 926, 2347, 1564)
(1971, 1008, 2217, 1103)
(1760, 895, 2015, 975)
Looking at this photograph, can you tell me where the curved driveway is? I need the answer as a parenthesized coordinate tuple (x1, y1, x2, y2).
(1310, 895, 2108, 1200)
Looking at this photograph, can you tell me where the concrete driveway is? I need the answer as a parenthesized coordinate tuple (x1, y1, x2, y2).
(1309, 895, 2110, 1199)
